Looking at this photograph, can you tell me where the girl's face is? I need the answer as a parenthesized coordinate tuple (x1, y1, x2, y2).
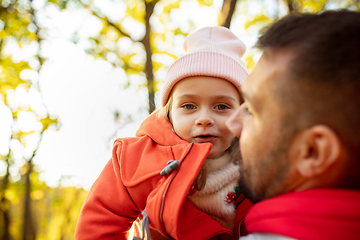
(170, 76, 241, 159)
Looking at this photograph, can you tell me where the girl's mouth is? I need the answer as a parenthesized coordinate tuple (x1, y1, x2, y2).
(194, 135, 216, 143)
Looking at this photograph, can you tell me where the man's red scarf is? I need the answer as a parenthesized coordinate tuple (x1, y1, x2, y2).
(245, 188, 360, 240)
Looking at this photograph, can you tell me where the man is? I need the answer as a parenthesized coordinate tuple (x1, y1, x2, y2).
(226, 10, 360, 240)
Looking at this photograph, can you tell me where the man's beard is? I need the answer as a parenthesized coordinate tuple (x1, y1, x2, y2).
(237, 146, 258, 203)
(238, 168, 257, 203)
(238, 133, 292, 204)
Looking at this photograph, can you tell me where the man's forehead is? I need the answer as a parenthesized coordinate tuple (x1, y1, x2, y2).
(242, 49, 292, 106)
(241, 54, 271, 102)
(248, 50, 291, 84)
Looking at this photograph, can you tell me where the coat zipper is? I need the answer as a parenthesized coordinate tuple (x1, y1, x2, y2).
(159, 143, 194, 239)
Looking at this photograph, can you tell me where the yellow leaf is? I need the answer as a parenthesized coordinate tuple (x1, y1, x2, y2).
(12, 110, 18, 119)
(125, 0, 146, 24)
(163, 1, 181, 13)
(12, 130, 36, 140)
(31, 190, 44, 200)
(244, 14, 273, 30)
(40, 116, 58, 131)
(4, 189, 16, 201)
(245, 55, 255, 73)
(197, 0, 213, 7)
(5, 189, 20, 205)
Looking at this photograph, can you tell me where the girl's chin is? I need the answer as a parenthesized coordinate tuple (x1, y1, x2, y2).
(207, 149, 225, 159)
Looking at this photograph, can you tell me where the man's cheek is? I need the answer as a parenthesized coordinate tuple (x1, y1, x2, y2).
(240, 128, 256, 151)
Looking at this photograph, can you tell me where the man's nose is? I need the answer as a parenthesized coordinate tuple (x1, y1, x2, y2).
(195, 110, 214, 127)
(226, 107, 243, 138)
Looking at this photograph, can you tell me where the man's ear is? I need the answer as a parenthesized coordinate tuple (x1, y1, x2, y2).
(295, 125, 341, 178)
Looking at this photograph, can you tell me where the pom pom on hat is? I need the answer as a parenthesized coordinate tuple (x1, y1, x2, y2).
(161, 26, 249, 106)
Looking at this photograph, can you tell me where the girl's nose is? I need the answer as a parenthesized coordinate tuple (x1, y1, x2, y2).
(226, 107, 243, 138)
(195, 110, 214, 127)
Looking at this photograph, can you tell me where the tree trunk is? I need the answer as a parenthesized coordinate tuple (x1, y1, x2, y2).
(22, 159, 36, 240)
(219, 0, 238, 28)
(23, 2, 40, 238)
(22, 164, 33, 240)
(143, 0, 156, 114)
(0, 151, 11, 240)
(287, 0, 294, 12)
(0, 32, 10, 240)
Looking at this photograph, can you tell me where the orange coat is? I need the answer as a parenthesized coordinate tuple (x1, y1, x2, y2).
(75, 111, 252, 240)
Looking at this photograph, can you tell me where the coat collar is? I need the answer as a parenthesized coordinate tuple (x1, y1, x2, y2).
(136, 109, 186, 146)
(245, 188, 360, 240)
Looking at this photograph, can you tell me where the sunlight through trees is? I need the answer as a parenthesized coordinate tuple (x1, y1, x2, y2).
(1, 0, 359, 239)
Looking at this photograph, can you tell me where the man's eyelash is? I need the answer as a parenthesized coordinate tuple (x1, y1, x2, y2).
(245, 107, 252, 114)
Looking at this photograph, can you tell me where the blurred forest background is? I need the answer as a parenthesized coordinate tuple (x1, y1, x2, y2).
(0, 0, 359, 239)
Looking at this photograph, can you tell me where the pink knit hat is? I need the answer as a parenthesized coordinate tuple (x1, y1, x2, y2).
(161, 26, 249, 106)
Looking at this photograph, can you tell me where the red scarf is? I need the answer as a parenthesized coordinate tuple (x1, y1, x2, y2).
(245, 188, 360, 240)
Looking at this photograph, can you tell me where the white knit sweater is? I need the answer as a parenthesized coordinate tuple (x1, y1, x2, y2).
(187, 149, 240, 230)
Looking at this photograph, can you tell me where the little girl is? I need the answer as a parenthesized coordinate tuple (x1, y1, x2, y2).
(75, 26, 252, 240)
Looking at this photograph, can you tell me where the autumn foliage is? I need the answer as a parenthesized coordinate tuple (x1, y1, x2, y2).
(1, 0, 358, 239)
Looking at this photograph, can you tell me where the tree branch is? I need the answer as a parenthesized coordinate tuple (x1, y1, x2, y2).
(219, 0, 238, 28)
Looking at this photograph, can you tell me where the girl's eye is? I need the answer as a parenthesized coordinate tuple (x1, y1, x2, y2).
(215, 104, 230, 110)
(182, 104, 196, 110)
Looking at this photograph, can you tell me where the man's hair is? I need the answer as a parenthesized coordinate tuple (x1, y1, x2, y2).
(255, 10, 360, 171)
